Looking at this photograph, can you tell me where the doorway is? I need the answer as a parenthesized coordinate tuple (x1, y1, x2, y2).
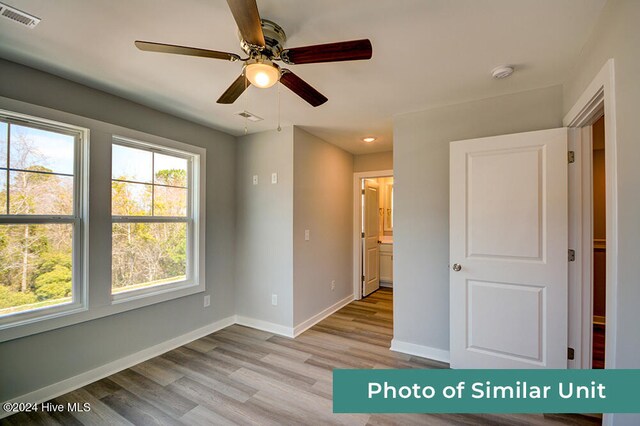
(352, 170, 393, 300)
(591, 116, 606, 369)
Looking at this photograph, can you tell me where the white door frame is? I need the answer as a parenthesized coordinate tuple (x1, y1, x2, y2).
(564, 59, 617, 426)
(352, 169, 393, 299)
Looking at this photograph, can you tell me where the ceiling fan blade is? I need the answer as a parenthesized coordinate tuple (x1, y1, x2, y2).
(226, 0, 265, 48)
(280, 39, 372, 65)
(280, 70, 328, 107)
(217, 74, 249, 104)
(135, 41, 240, 61)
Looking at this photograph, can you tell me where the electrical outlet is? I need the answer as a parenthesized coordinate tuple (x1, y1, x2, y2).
(271, 172, 278, 184)
(331, 280, 336, 291)
(304, 229, 310, 241)
(252, 175, 258, 185)
(203, 295, 210, 307)
(272, 294, 278, 306)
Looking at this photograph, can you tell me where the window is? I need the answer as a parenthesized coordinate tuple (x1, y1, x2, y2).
(111, 137, 201, 299)
(0, 111, 87, 327)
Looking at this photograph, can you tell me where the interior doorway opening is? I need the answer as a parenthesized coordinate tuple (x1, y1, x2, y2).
(591, 115, 606, 369)
(352, 170, 393, 300)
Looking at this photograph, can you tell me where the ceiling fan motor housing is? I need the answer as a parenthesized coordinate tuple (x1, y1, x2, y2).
(239, 19, 287, 59)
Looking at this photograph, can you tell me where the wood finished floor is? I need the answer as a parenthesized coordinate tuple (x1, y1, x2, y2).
(3, 288, 601, 425)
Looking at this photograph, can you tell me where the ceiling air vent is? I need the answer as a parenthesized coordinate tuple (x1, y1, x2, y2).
(0, 2, 40, 28)
(236, 110, 263, 122)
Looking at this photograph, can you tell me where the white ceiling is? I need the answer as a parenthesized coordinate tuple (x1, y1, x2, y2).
(0, 0, 606, 154)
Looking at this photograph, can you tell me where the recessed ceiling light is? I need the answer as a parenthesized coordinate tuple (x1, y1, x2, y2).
(491, 65, 514, 79)
(362, 137, 376, 143)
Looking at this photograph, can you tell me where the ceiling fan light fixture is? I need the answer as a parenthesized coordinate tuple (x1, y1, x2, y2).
(245, 58, 280, 88)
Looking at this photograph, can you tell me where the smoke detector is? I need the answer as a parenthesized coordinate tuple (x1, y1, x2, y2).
(491, 65, 514, 79)
(0, 2, 40, 28)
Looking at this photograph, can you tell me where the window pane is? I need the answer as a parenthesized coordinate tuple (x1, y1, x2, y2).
(154, 153, 187, 187)
(0, 172, 6, 215)
(9, 124, 74, 175)
(0, 121, 7, 168)
(112, 181, 152, 216)
(154, 186, 187, 216)
(112, 144, 152, 183)
(0, 224, 73, 317)
(9, 171, 73, 215)
(112, 222, 187, 293)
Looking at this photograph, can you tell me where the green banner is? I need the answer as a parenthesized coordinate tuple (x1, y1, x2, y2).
(333, 369, 640, 413)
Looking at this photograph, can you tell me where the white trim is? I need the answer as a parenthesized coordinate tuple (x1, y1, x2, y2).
(563, 59, 617, 426)
(234, 315, 295, 338)
(352, 169, 393, 300)
(0, 315, 236, 419)
(0, 109, 89, 331)
(293, 294, 353, 337)
(390, 339, 450, 364)
(0, 96, 208, 343)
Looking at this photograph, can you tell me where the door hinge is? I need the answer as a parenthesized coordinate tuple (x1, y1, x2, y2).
(361, 275, 365, 282)
(568, 347, 575, 360)
(568, 249, 576, 262)
(361, 232, 365, 238)
(568, 151, 575, 164)
(362, 189, 365, 195)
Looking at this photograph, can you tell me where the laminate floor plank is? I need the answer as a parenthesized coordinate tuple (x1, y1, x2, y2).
(55, 389, 133, 426)
(100, 389, 183, 426)
(107, 369, 196, 418)
(5, 288, 599, 425)
(179, 405, 237, 426)
(129, 356, 185, 387)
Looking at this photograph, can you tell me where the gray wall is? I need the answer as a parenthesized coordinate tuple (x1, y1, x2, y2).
(563, 1, 640, 424)
(235, 128, 294, 327)
(0, 60, 236, 400)
(293, 128, 353, 326)
(354, 151, 393, 172)
(392, 85, 563, 351)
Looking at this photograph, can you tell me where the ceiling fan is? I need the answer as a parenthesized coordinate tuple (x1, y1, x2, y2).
(134, 0, 372, 107)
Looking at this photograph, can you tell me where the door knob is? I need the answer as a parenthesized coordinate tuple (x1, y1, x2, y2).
(452, 263, 462, 272)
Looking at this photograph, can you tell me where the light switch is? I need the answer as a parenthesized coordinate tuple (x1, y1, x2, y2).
(252, 175, 258, 185)
(304, 229, 310, 241)
(271, 172, 278, 184)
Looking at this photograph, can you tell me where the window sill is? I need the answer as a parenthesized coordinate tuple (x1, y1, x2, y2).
(0, 280, 205, 343)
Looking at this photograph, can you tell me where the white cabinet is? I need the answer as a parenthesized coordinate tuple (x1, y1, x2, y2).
(379, 243, 393, 286)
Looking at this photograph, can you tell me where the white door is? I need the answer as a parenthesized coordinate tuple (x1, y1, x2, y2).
(362, 180, 380, 297)
(450, 128, 568, 369)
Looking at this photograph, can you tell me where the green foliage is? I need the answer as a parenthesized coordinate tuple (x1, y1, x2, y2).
(0, 285, 38, 310)
(2, 162, 189, 312)
(155, 169, 186, 187)
(34, 265, 72, 299)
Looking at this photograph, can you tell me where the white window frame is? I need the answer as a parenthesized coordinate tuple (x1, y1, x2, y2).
(0, 109, 89, 330)
(110, 136, 204, 302)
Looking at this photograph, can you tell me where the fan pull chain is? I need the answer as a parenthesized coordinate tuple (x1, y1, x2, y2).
(277, 82, 282, 132)
(243, 72, 249, 135)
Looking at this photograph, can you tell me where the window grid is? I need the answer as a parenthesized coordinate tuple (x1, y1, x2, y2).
(111, 138, 195, 297)
(0, 111, 87, 328)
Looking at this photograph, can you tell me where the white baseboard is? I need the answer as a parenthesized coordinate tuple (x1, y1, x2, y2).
(293, 294, 353, 337)
(1, 315, 235, 419)
(390, 339, 450, 364)
(3, 297, 358, 418)
(234, 315, 294, 338)
(380, 282, 393, 288)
